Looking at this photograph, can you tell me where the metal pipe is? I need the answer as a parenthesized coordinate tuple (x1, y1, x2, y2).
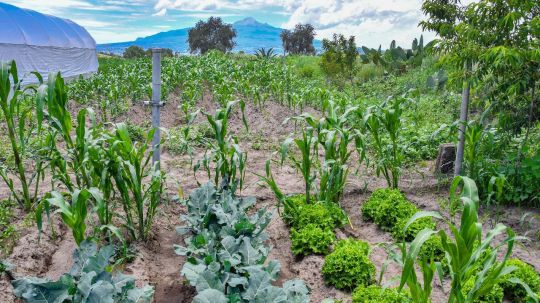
(151, 48, 162, 167)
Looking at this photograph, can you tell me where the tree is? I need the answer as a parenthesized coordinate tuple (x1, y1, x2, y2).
(280, 24, 316, 55)
(421, 0, 539, 176)
(188, 17, 236, 54)
(123, 45, 146, 59)
(145, 48, 174, 58)
(320, 34, 358, 86)
(255, 48, 277, 59)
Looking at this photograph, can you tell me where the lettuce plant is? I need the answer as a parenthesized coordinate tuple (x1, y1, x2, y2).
(291, 224, 335, 256)
(175, 182, 310, 302)
(362, 188, 416, 230)
(500, 259, 540, 302)
(12, 240, 153, 303)
(352, 285, 411, 303)
(322, 239, 375, 290)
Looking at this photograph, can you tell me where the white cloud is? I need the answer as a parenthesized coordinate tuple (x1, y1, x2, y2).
(91, 29, 160, 44)
(76, 19, 115, 28)
(6, 0, 94, 13)
(153, 8, 167, 17)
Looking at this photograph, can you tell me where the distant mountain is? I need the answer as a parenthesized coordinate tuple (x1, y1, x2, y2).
(97, 17, 322, 55)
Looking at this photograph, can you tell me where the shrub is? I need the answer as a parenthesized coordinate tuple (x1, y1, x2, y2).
(322, 239, 375, 290)
(352, 285, 411, 303)
(462, 277, 503, 303)
(298, 65, 315, 78)
(392, 215, 436, 242)
(500, 259, 540, 302)
(362, 188, 416, 230)
(291, 224, 335, 256)
(123, 45, 147, 59)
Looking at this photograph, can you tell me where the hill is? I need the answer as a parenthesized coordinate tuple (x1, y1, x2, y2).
(97, 17, 322, 54)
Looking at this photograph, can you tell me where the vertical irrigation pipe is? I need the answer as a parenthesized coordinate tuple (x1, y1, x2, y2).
(144, 48, 164, 167)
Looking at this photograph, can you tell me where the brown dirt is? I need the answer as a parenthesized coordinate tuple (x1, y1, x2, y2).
(2, 94, 540, 303)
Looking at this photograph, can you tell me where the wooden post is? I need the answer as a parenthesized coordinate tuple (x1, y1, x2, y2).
(151, 48, 163, 167)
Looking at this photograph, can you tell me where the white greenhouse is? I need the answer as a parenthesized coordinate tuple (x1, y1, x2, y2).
(0, 2, 98, 84)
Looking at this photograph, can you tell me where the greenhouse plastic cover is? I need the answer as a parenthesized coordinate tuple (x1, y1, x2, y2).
(0, 2, 98, 84)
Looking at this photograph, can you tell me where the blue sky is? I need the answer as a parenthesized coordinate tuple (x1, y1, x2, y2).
(4, 0, 436, 48)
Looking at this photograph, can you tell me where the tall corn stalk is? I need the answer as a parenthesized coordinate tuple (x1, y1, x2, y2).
(0, 61, 47, 210)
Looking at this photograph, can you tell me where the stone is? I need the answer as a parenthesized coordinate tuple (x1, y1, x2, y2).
(435, 143, 456, 175)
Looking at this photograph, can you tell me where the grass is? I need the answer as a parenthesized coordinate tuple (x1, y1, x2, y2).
(0, 199, 16, 256)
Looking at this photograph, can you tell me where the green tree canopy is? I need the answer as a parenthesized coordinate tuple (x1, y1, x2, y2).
(123, 45, 146, 59)
(188, 17, 237, 54)
(280, 24, 316, 55)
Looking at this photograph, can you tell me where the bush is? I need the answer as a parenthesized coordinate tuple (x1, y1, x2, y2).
(352, 285, 411, 303)
(298, 65, 315, 78)
(500, 259, 540, 302)
(392, 215, 436, 242)
(123, 45, 147, 59)
(362, 189, 416, 230)
(322, 239, 375, 290)
(291, 224, 335, 256)
(462, 277, 503, 303)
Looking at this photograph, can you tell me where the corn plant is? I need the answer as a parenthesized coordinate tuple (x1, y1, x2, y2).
(109, 123, 164, 241)
(194, 100, 248, 193)
(280, 119, 318, 204)
(363, 97, 404, 188)
(41, 72, 100, 191)
(0, 61, 47, 210)
(391, 176, 538, 303)
(44, 188, 103, 246)
(315, 101, 364, 204)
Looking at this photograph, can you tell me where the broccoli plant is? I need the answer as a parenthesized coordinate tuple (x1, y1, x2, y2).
(175, 182, 310, 302)
(12, 240, 153, 303)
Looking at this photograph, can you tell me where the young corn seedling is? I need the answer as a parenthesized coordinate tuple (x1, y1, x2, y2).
(363, 97, 404, 189)
(194, 100, 248, 193)
(44, 188, 103, 246)
(280, 118, 318, 204)
(110, 123, 164, 241)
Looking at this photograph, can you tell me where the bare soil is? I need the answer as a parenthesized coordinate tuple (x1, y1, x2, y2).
(2, 95, 540, 303)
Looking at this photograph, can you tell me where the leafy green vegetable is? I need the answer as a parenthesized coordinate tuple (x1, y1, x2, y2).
(362, 188, 416, 230)
(12, 240, 153, 303)
(291, 224, 335, 256)
(322, 239, 375, 290)
(500, 259, 540, 302)
(175, 183, 310, 302)
(352, 285, 412, 303)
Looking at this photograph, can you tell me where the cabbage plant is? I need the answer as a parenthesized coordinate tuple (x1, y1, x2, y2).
(175, 182, 310, 302)
(12, 240, 153, 303)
